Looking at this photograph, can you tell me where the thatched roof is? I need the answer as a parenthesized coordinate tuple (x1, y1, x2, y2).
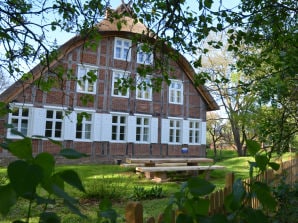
(0, 4, 219, 111)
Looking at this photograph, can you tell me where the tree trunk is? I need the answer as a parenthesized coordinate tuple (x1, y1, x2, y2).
(230, 120, 244, 156)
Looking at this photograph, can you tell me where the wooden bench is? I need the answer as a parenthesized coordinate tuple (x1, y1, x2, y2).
(136, 165, 225, 182)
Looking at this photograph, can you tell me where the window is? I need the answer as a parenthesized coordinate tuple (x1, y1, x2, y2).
(136, 116, 150, 142)
(189, 120, 200, 144)
(112, 70, 129, 97)
(76, 113, 92, 140)
(169, 80, 183, 104)
(136, 75, 152, 100)
(77, 65, 97, 94)
(45, 110, 63, 139)
(114, 37, 131, 61)
(111, 114, 127, 141)
(169, 119, 181, 143)
(9, 107, 29, 136)
(137, 44, 153, 65)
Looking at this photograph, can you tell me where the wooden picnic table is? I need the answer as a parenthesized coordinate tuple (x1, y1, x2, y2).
(125, 157, 213, 166)
(136, 165, 225, 182)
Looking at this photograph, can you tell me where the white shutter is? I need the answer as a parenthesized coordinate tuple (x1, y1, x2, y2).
(100, 114, 112, 141)
(127, 116, 136, 142)
(200, 121, 206, 145)
(31, 108, 46, 136)
(182, 120, 189, 144)
(93, 113, 102, 141)
(150, 117, 158, 143)
(64, 112, 76, 140)
(161, 119, 169, 143)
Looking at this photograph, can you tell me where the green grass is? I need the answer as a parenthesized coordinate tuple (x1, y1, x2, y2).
(0, 150, 296, 222)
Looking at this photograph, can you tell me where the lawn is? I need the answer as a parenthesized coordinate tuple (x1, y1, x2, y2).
(0, 150, 295, 222)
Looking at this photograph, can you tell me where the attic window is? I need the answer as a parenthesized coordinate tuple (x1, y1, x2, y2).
(114, 37, 132, 61)
(169, 79, 183, 104)
(77, 65, 97, 94)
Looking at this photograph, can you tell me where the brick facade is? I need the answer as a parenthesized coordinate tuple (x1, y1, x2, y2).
(0, 9, 218, 164)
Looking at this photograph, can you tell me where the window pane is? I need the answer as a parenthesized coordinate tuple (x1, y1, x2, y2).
(46, 110, 53, 118)
(144, 118, 149, 125)
(11, 108, 19, 116)
(55, 129, 61, 138)
(22, 108, 29, 116)
(120, 116, 126, 124)
(56, 111, 63, 119)
(112, 116, 118, 123)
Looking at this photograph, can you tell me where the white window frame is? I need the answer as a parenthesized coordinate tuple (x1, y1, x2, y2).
(169, 118, 182, 144)
(45, 109, 64, 140)
(7, 105, 32, 138)
(189, 119, 201, 145)
(137, 44, 153, 65)
(75, 112, 93, 141)
(111, 113, 128, 142)
(169, 79, 183, 104)
(114, 37, 132, 61)
(136, 75, 152, 101)
(112, 70, 129, 98)
(135, 116, 150, 143)
(76, 64, 98, 94)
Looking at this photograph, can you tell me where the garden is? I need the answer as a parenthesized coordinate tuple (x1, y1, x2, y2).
(0, 149, 296, 223)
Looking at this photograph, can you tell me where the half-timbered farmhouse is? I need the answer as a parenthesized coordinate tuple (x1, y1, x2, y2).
(0, 4, 219, 163)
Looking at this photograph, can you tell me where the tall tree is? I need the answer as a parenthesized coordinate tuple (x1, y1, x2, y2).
(224, 0, 298, 154)
(206, 112, 225, 157)
(202, 33, 258, 156)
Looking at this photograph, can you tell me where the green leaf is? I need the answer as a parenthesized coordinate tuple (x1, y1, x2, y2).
(98, 199, 118, 223)
(58, 170, 85, 192)
(52, 185, 85, 218)
(252, 182, 277, 211)
(0, 102, 9, 117)
(227, 179, 245, 210)
(7, 161, 43, 199)
(8, 137, 33, 161)
(39, 212, 61, 223)
(208, 214, 228, 223)
(246, 139, 261, 156)
(204, 0, 213, 9)
(59, 148, 89, 159)
(176, 213, 193, 223)
(34, 152, 55, 180)
(187, 177, 215, 196)
(268, 162, 280, 171)
(255, 155, 269, 171)
(0, 184, 17, 216)
(241, 207, 268, 223)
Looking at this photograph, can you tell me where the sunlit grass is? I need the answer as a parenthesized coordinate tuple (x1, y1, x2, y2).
(0, 150, 296, 222)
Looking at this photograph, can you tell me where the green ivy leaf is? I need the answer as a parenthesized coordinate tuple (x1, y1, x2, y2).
(7, 137, 33, 161)
(59, 148, 89, 159)
(246, 139, 261, 156)
(0, 184, 17, 216)
(187, 177, 215, 196)
(58, 170, 85, 192)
